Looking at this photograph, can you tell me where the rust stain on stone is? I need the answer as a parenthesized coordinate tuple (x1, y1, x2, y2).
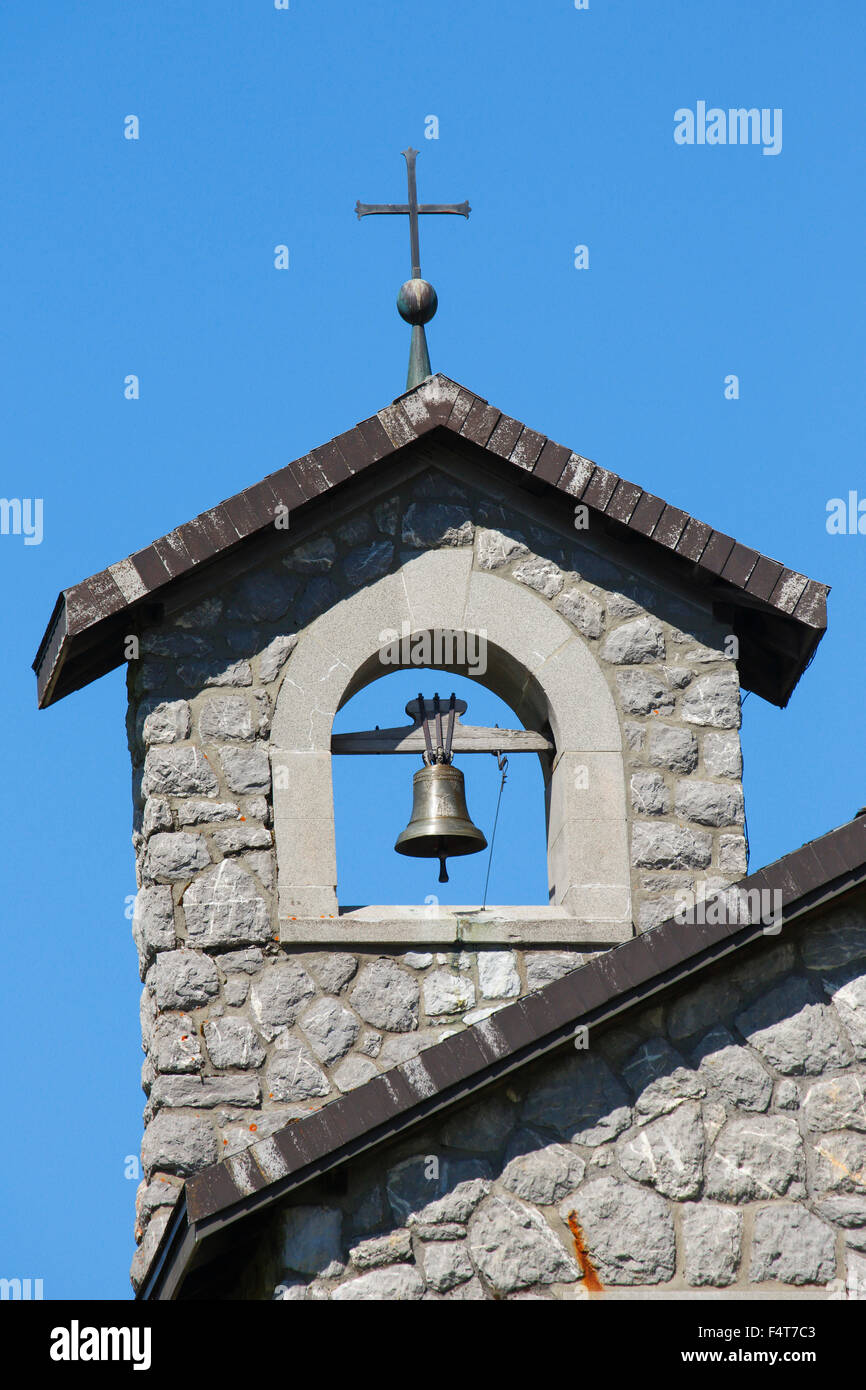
(566, 1211, 603, 1293)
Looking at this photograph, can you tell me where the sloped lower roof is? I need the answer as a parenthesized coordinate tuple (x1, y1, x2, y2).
(34, 374, 827, 710)
(139, 810, 866, 1300)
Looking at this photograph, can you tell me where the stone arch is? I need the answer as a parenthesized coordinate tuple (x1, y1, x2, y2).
(271, 547, 630, 932)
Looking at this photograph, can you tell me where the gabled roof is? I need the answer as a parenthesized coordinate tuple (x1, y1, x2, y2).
(139, 809, 866, 1299)
(33, 374, 828, 710)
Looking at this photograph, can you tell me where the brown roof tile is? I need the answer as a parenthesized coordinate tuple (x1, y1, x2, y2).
(34, 374, 829, 710)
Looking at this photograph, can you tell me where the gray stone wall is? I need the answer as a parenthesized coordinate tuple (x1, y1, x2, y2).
(219, 901, 866, 1300)
(128, 456, 749, 1270)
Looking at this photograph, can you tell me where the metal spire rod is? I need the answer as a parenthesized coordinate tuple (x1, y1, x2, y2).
(356, 149, 470, 388)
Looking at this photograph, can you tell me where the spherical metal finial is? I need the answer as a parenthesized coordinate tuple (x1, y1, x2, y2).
(397, 278, 438, 325)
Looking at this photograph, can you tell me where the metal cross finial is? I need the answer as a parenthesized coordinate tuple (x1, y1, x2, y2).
(356, 148, 470, 388)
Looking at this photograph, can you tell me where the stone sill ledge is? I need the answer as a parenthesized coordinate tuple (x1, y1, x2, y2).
(279, 905, 634, 946)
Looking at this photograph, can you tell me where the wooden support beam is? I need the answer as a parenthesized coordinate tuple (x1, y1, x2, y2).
(332, 724, 553, 755)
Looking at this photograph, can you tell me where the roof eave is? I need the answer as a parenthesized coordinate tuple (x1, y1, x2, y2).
(33, 374, 829, 711)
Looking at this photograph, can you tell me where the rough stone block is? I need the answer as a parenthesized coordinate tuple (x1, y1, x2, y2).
(141, 700, 191, 745)
(647, 725, 698, 773)
(141, 1111, 218, 1178)
(142, 748, 219, 798)
(601, 617, 666, 665)
(561, 1176, 675, 1285)
(199, 696, 256, 741)
(631, 822, 712, 870)
(681, 672, 741, 729)
(220, 744, 271, 795)
(736, 977, 852, 1075)
(682, 1203, 741, 1286)
(352, 960, 420, 1033)
(153, 949, 220, 1010)
(468, 1193, 579, 1293)
(203, 1017, 266, 1069)
(183, 860, 271, 950)
(143, 832, 211, 882)
(675, 780, 744, 827)
(749, 1205, 836, 1285)
(250, 961, 316, 1038)
(703, 731, 743, 778)
(705, 1114, 804, 1201)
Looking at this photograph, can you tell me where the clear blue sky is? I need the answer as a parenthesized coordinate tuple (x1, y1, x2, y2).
(1, 1, 862, 1299)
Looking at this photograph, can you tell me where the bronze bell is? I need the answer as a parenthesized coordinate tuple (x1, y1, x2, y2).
(395, 762, 487, 883)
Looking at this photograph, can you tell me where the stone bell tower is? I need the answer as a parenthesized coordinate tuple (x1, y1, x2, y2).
(36, 151, 855, 1304)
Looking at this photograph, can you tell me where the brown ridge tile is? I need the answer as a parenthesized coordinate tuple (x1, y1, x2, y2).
(130, 546, 172, 593)
(810, 831, 854, 883)
(198, 505, 243, 550)
(263, 466, 313, 513)
(395, 390, 435, 435)
(377, 402, 417, 449)
(222, 492, 262, 540)
(720, 543, 760, 588)
(332, 427, 376, 474)
(292, 454, 331, 500)
(533, 439, 573, 485)
(753, 859, 799, 908)
(509, 426, 546, 472)
(415, 381, 461, 426)
(632, 922, 693, 973)
(697, 531, 736, 577)
(312, 1098, 364, 1152)
(311, 440, 353, 488)
(494, 997, 551, 1052)
(581, 465, 620, 511)
(446, 387, 481, 432)
(175, 517, 217, 565)
(227, 1148, 269, 1196)
(161, 522, 207, 569)
(716, 875, 774, 938)
(511, 988, 562, 1039)
(676, 517, 712, 562)
(553, 960, 618, 1015)
(824, 818, 866, 873)
(768, 570, 809, 615)
(460, 401, 502, 448)
(745, 555, 785, 601)
(242, 478, 284, 530)
(652, 504, 690, 550)
(344, 1075, 408, 1131)
(273, 1121, 318, 1172)
(628, 492, 666, 538)
(368, 1067, 418, 1114)
(422, 1028, 492, 1086)
(82, 567, 128, 619)
(152, 532, 196, 581)
(62, 580, 107, 635)
(486, 414, 524, 458)
(593, 941, 657, 994)
(605, 480, 643, 524)
(354, 415, 394, 460)
(657, 915, 727, 960)
(785, 843, 831, 897)
(186, 1165, 241, 1224)
(792, 580, 829, 630)
(558, 454, 596, 499)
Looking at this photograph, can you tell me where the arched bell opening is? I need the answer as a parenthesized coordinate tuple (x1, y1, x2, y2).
(271, 555, 631, 934)
(331, 666, 551, 908)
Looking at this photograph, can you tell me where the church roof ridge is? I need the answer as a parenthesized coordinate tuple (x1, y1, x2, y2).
(33, 372, 828, 709)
